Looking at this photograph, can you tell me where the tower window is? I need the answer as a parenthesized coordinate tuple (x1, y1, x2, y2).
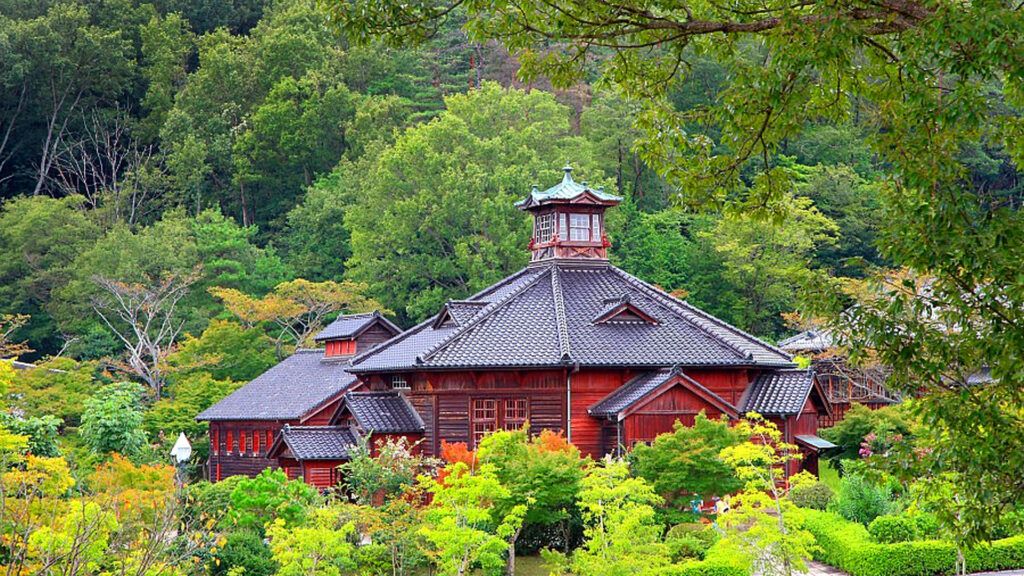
(535, 213, 554, 243)
(570, 213, 592, 241)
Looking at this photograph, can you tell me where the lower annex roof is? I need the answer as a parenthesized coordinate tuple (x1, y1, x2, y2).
(196, 349, 358, 421)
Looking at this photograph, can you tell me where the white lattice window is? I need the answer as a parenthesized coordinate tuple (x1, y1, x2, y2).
(391, 375, 410, 390)
(592, 214, 602, 240)
(535, 213, 554, 243)
(570, 213, 592, 241)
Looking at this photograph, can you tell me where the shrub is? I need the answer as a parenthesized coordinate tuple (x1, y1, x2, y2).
(666, 523, 719, 561)
(912, 513, 940, 539)
(229, 469, 320, 533)
(354, 543, 391, 576)
(790, 482, 834, 511)
(834, 474, 895, 525)
(661, 540, 748, 576)
(801, 509, 1024, 576)
(994, 509, 1024, 539)
(210, 530, 277, 576)
(79, 382, 148, 457)
(868, 515, 917, 543)
(184, 477, 246, 528)
(964, 535, 1024, 572)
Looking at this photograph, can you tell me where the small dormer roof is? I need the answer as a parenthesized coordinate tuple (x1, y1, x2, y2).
(432, 300, 490, 328)
(314, 311, 401, 342)
(516, 165, 622, 209)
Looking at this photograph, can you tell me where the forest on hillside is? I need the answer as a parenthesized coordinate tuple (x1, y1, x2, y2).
(1, 1, 1023, 574)
(0, 0, 939, 365)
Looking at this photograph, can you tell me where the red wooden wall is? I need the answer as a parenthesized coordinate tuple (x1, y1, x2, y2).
(208, 421, 284, 481)
(622, 385, 726, 447)
(302, 460, 344, 488)
(685, 369, 750, 406)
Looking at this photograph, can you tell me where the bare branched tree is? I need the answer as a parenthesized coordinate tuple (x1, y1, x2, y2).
(49, 108, 166, 226)
(0, 83, 28, 186)
(91, 270, 199, 398)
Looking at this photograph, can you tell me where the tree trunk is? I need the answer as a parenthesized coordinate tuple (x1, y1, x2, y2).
(506, 525, 522, 576)
(239, 181, 250, 226)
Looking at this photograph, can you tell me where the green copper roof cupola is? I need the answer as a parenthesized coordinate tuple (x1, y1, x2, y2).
(519, 165, 622, 263)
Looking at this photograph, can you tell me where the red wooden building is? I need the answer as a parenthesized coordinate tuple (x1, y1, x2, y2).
(196, 311, 401, 484)
(199, 166, 835, 487)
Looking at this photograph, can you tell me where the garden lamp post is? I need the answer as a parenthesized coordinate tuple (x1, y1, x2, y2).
(170, 432, 192, 487)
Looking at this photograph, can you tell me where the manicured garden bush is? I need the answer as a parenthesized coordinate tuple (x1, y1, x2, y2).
(802, 509, 1024, 576)
(869, 514, 917, 543)
(665, 523, 719, 561)
(661, 540, 748, 576)
(912, 513, 940, 539)
(790, 481, 834, 511)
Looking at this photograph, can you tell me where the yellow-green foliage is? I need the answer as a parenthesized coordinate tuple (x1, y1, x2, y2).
(802, 509, 1024, 576)
(662, 540, 750, 576)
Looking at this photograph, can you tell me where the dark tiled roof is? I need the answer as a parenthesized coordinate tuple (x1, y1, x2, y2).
(350, 262, 794, 373)
(276, 426, 359, 460)
(314, 311, 400, 342)
(588, 369, 675, 417)
(740, 369, 816, 416)
(443, 301, 490, 325)
(196, 349, 358, 421)
(341, 392, 424, 433)
(593, 294, 659, 324)
(778, 329, 835, 354)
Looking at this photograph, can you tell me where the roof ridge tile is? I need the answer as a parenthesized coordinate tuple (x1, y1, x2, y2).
(550, 265, 572, 362)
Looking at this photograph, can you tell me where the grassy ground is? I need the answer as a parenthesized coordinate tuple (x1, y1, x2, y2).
(515, 556, 550, 576)
(819, 459, 841, 491)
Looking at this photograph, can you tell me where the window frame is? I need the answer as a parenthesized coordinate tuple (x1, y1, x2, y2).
(472, 398, 498, 446)
(569, 213, 592, 241)
(535, 212, 555, 243)
(503, 398, 529, 430)
(471, 397, 530, 446)
(391, 374, 410, 390)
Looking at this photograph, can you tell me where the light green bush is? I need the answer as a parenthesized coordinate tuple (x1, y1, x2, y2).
(869, 515, 917, 544)
(912, 513, 940, 539)
(790, 481, 834, 511)
(665, 523, 719, 561)
(802, 509, 1024, 576)
(659, 540, 748, 576)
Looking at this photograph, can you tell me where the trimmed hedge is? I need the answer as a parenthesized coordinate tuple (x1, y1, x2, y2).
(869, 514, 917, 543)
(660, 540, 749, 576)
(803, 509, 1024, 576)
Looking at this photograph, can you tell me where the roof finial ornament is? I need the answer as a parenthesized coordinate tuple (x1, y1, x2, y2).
(562, 163, 574, 183)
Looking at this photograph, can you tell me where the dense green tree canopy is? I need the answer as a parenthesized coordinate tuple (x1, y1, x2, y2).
(328, 0, 1024, 545)
(342, 82, 605, 322)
